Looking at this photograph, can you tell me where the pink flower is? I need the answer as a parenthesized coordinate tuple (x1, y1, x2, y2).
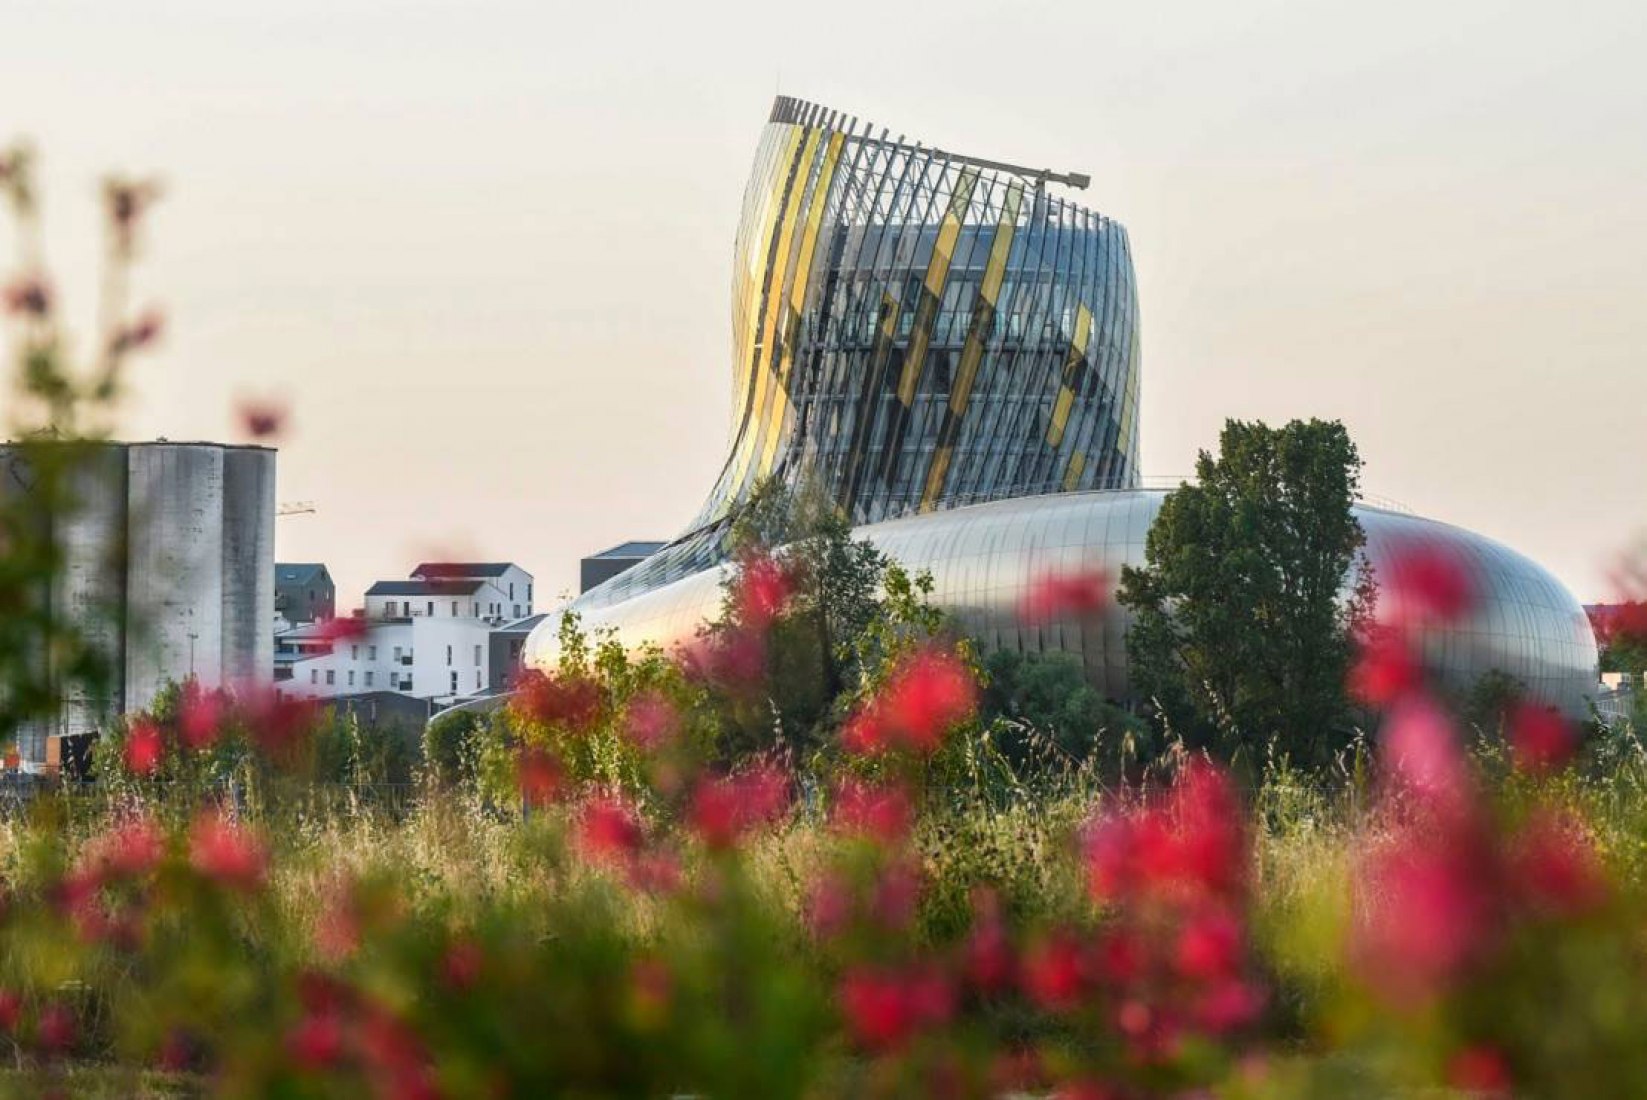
(441, 939, 484, 991)
(1017, 567, 1109, 623)
(510, 669, 603, 731)
(963, 891, 1014, 994)
(2, 275, 50, 317)
(178, 682, 225, 751)
(831, 779, 913, 844)
(804, 870, 854, 940)
(844, 647, 978, 757)
(124, 717, 164, 775)
(839, 968, 916, 1051)
(188, 813, 267, 892)
(1354, 832, 1495, 1001)
(1173, 907, 1244, 982)
(1447, 1045, 1513, 1096)
(1348, 632, 1422, 707)
(1081, 811, 1137, 902)
(516, 747, 563, 808)
(35, 1003, 76, 1056)
(1511, 812, 1608, 917)
(578, 797, 645, 862)
(1192, 979, 1265, 1034)
(734, 553, 792, 627)
(623, 690, 680, 751)
(1382, 541, 1474, 626)
(1509, 702, 1575, 775)
(100, 815, 166, 878)
(287, 1011, 346, 1071)
(1380, 694, 1472, 817)
(869, 858, 922, 932)
(688, 764, 789, 850)
(237, 398, 288, 440)
(1021, 932, 1087, 1012)
(109, 308, 164, 355)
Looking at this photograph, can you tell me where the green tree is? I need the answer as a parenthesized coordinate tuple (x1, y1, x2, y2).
(980, 649, 1153, 779)
(1117, 418, 1372, 766)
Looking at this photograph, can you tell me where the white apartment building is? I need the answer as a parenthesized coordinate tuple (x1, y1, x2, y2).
(276, 563, 534, 706)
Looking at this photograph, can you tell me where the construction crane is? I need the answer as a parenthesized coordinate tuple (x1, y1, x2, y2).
(277, 501, 316, 517)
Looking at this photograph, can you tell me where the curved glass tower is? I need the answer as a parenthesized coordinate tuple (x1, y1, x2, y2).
(589, 95, 1139, 608)
(527, 96, 1599, 718)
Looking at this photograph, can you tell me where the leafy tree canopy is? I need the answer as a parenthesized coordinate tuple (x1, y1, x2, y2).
(1118, 418, 1373, 767)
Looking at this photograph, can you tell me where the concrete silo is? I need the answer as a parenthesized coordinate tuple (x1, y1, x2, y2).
(221, 446, 276, 688)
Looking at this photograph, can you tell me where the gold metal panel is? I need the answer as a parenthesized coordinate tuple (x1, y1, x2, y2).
(897, 169, 978, 406)
(728, 126, 821, 494)
(1061, 451, 1086, 491)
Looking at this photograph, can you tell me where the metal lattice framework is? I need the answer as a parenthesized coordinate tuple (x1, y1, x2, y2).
(590, 95, 1140, 609)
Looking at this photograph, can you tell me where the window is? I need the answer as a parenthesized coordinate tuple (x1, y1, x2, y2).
(527, 583, 533, 601)
(473, 644, 482, 666)
(325, 670, 335, 686)
(351, 645, 359, 660)
(368, 645, 377, 660)
(393, 645, 402, 661)
(365, 671, 374, 687)
(426, 601, 434, 617)
(513, 604, 520, 619)
(472, 602, 479, 616)
(475, 670, 481, 689)
(446, 645, 453, 666)
(310, 669, 317, 684)
(449, 671, 458, 693)
(451, 601, 458, 616)
(347, 670, 355, 686)
(509, 582, 515, 599)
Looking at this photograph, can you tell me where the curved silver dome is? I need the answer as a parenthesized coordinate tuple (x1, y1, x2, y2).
(528, 490, 1598, 719)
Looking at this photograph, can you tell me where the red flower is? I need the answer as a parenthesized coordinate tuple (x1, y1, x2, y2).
(1382, 542, 1474, 626)
(623, 690, 680, 751)
(1380, 695, 1472, 818)
(838, 967, 948, 1051)
(1021, 932, 1087, 1012)
(1174, 907, 1244, 981)
(441, 939, 484, 991)
(1508, 702, 1575, 775)
(869, 858, 922, 932)
(677, 630, 767, 689)
(963, 892, 1014, 994)
(1447, 1045, 1513, 1096)
(178, 682, 225, 751)
(831, 779, 913, 844)
(100, 815, 166, 878)
(688, 764, 789, 850)
(318, 616, 370, 646)
(124, 716, 164, 775)
(1192, 979, 1265, 1034)
(805, 870, 854, 940)
(578, 797, 645, 861)
(0, 990, 19, 1033)
(735, 553, 792, 627)
(516, 747, 563, 808)
(109, 308, 164, 355)
(511, 669, 603, 731)
(287, 1011, 346, 1071)
(2, 275, 50, 317)
(1018, 567, 1110, 623)
(1354, 832, 1495, 1001)
(238, 398, 287, 440)
(1082, 811, 1137, 902)
(188, 813, 267, 892)
(845, 648, 978, 756)
(1511, 812, 1608, 917)
(237, 687, 319, 759)
(1348, 631, 1422, 707)
(35, 1003, 76, 1056)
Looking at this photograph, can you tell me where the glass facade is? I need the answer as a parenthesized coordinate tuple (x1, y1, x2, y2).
(526, 97, 1600, 718)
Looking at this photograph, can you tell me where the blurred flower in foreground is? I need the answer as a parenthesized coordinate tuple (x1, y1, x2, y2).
(189, 813, 267, 892)
(1347, 630, 1422, 707)
(733, 551, 793, 628)
(1380, 541, 1474, 627)
(237, 397, 288, 440)
(689, 763, 789, 850)
(843, 647, 977, 756)
(511, 668, 602, 731)
(2, 274, 50, 317)
(1508, 702, 1575, 775)
(1017, 566, 1109, 623)
(516, 746, 563, 808)
(124, 716, 164, 775)
(178, 681, 225, 751)
(831, 778, 912, 844)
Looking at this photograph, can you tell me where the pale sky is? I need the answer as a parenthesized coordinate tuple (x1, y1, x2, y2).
(4, 0, 1644, 607)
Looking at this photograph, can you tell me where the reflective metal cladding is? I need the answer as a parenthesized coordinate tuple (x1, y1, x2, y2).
(525, 96, 1600, 718)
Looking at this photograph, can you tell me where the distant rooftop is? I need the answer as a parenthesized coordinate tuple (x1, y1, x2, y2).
(366, 579, 486, 597)
(587, 541, 666, 560)
(410, 562, 525, 580)
(494, 612, 549, 635)
(275, 562, 330, 585)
